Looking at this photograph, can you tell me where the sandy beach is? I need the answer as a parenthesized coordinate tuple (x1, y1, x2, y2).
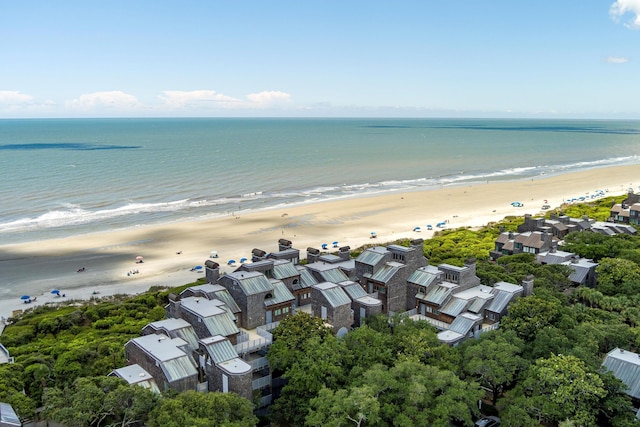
(1, 164, 638, 322)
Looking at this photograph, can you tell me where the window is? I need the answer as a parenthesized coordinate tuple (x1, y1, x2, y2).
(282, 307, 290, 314)
(274, 308, 281, 316)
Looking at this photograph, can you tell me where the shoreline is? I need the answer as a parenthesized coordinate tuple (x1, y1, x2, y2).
(1, 163, 638, 321)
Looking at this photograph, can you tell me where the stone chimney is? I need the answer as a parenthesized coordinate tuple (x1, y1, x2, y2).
(522, 274, 534, 296)
(464, 257, 476, 277)
(307, 247, 320, 264)
(205, 260, 220, 284)
(338, 246, 351, 261)
(278, 238, 292, 251)
(251, 248, 267, 262)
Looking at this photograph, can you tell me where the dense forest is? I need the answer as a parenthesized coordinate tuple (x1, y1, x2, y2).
(2, 195, 640, 426)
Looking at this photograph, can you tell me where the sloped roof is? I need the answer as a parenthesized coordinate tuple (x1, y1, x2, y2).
(341, 281, 368, 300)
(320, 268, 349, 283)
(229, 271, 273, 295)
(424, 282, 457, 305)
(296, 267, 318, 288)
(449, 312, 482, 335)
(265, 280, 295, 306)
(407, 266, 440, 287)
(0, 402, 21, 427)
(371, 262, 403, 283)
(355, 247, 388, 266)
(201, 335, 238, 364)
(273, 261, 300, 279)
(440, 297, 470, 317)
(313, 282, 351, 307)
(487, 282, 522, 313)
(111, 364, 160, 392)
(602, 348, 640, 399)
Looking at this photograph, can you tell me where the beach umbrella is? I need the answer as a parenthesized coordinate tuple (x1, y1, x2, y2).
(332, 241, 339, 247)
(136, 255, 143, 260)
(413, 226, 421, 232)
(210, 251, 218, 258)
(240, 257, 248, 263)
(51, 289, 60, 295)
(227, 259, 236, 265)
(427, 224, 433, 230)
(321, 243, 328, 250)
(370, 231, 376, 235)
(20, 295, 30, 300)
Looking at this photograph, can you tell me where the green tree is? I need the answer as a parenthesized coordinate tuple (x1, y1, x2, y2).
(268, 311, 333, 371)
(43, 376, 159, 427)
(307, 386, 382, 427)
(500, 295, 564, 341)
(596, 257, 640, 296)
(463, 329, 526, 405)
(147, 390, 257, 427)
(355, 361, 482, 427)
(270, 335, 346, 426)
(506, 354, 607, 426)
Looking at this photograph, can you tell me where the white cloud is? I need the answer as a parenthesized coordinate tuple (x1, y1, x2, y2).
(0, 90, 35, 105)
(66, 91, 140, 110)
(245, 91, 291, 107)
(159, 90, 241, 108)
(607, 56, 630, 63)
(610, 0, 640, 29)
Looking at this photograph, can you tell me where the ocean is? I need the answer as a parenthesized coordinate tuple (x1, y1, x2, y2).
(1, 117, 640, 245)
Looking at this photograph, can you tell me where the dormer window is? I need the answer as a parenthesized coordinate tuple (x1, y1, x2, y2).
(264, 293, 273, 300)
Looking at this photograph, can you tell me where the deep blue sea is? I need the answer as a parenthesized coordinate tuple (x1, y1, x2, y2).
(1, 118, 640, 245)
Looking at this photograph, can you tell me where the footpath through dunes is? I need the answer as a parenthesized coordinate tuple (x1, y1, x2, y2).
(0, 163, 638, 321)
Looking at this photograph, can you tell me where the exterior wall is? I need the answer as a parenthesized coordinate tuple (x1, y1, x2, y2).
(245, 293, 267, 329)
(270, 303, 293, 323)
(125, 343, 197, 393)
(205, 363, 253, 401)
(218, 276, 250, 328)
(352, 301, 382, 326)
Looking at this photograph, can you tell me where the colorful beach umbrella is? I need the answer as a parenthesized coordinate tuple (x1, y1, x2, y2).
(51, 289, 60, 294)
(136, 256, 144, 260)
(20, 295, 30, 300)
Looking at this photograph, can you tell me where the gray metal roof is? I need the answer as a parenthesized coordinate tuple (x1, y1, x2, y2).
(314, 282, 352, 307)
(235, 272, 274, 295)
(441, 297, 470, 317)
(371, 262, 403, 283)
(202, 310, 240, 338)
(265, 280, 295, 307)
(602, 348, 640, 399)
(211, 288, 241, 313)
(449, 312, 482, 335)
(355, 247, 388, 265)
(131, 334, 190, 362)
(201, 335, 239, 364)
(486, 282, 522, 313)
(0, 402, 21, 427)
(424, 282, 457, 305)
(111, 364, 160, 392)
(537, 250, 574, 264)
(273, 261, 300, 279)
(297, 267, 318, 287)
(148, 318, 192, 332)
(180, 296, 228, 317)
(320, 268, 349, 283)
(407, 266, 441, 287)
(341, 282, 368, 300)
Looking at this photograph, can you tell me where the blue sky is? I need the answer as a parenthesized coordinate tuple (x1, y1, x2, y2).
(2, 1, 640, 118)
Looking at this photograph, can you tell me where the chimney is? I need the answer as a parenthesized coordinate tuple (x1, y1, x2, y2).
(338, 246, 351, 261)
(252, 248, 267, 262)
(278, 238, 292, 251)
(464, 257, 476, 276)
(205, 260, 220, 284)
(307, 247, 320, 264)
(522, 275, 534, 296)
